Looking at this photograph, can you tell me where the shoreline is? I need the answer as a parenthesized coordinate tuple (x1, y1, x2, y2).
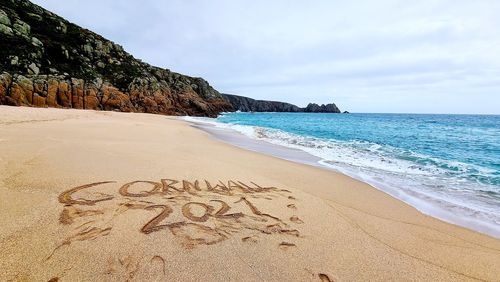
(1, 106, 499, 281)
(184, 116, 500, 239)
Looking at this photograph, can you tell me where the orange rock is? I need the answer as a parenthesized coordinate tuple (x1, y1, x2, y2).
(57, 81, 71, 107)
(8, 76, 33, 106)
(33, 79, 45, 95)
(153, 90, 172, 113)
(101, 83, 133, 111)
(46, 78, 59, 107)
(0, 73, 232, 117)
(18, 76, 34, 105)
(8, 83, 25, 106)
(71, 78, 84, 109)
(33, 93, 46, 107)
(0, 73, 12, 104)
(143, 97, 158, 113)
(84, 83, 100, 110)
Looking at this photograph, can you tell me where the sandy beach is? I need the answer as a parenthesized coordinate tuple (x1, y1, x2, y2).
(0, 106, 499, 281)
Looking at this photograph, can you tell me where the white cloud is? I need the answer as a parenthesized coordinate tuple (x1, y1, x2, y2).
(31, 0, 500, 113)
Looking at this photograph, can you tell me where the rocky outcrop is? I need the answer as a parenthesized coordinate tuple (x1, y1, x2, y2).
(303, 103, 340, 113)
(222, 94, 302, 112)
(222, 94, 341, 113)
(0, 0, 232, 117)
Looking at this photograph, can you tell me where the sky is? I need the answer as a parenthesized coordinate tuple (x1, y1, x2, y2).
(31, 0, 500, 114)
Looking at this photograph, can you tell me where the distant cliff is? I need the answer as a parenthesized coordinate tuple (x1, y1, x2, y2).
(222, 94, 341, 113)
(0, 0, 232, 117)
(222, 94, 302, 112)
(303, 102, 340, 113)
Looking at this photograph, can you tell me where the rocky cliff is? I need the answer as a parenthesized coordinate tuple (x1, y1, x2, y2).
(0, 0, 232, 117)
(303, 103, 340, 113)
(222, 94, 302, 112)
(222, 94, 341, 113)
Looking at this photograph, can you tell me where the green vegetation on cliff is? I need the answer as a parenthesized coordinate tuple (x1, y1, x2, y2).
(0, 0, 232, 116)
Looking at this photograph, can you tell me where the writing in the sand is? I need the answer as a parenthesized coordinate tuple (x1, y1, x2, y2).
(55, 178, 302, 249)
(59, 179, 280, 206)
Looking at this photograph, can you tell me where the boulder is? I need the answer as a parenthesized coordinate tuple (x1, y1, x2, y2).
(13, 19, 30, 36)
(0, 23, 13, 35)
(33, 93, 46, 107)
(0, 72, 12, 104)
(71, 78, 85, 109)
(28, 62, 39, 75)
(27, 12, 43, 22)
(33, 77, 46, 96)
(31, 37, 43, 48)
(10, 56, 19, 65)
(9, 75, 33, 106)
(0, 9, 11, 26)
(84, 81, 100, 110)
(56, 21, 67, 33)
(101, 83, 133, 112)
(57, 80, 72, 107)
(46, 78, 59, 107)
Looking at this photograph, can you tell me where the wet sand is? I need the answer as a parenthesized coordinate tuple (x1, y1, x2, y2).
(0, 106, 499, 281)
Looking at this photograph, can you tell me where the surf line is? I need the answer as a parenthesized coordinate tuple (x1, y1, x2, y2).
(59, 179, 282, 206)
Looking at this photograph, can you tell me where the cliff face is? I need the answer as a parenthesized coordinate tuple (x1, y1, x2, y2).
(303, 103, 340, 113)
(0, 0, 232, 117)
(222, 94, 302, 112)
(222, 94, 341, 113)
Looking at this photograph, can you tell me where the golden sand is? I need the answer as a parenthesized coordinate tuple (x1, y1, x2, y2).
(0, 106, 499, 281)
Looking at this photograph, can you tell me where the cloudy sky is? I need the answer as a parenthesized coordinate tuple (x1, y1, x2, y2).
(32, 0, 500, 114)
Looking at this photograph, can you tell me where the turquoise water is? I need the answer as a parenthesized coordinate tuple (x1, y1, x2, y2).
(193, 112, 500, 237)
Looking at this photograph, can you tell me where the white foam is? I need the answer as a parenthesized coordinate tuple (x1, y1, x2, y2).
(182, 116, 500, 238)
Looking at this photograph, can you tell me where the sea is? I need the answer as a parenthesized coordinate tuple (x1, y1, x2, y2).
(184, 112, 500, 238)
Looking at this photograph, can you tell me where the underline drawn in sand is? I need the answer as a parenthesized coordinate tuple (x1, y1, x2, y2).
(53, 179, 303, 254)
